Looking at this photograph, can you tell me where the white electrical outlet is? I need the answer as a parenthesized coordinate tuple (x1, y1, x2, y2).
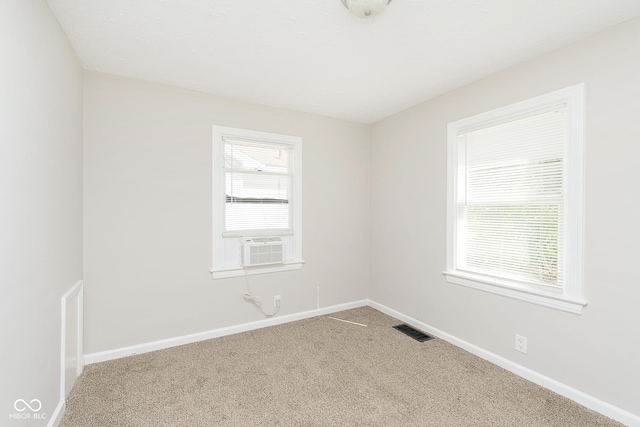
(273, 295, 281, 308)
(515, 334, 528, 354)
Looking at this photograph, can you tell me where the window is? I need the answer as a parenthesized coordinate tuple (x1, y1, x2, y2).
(444, 84, 586, 314)
(211, 126, 303, 278)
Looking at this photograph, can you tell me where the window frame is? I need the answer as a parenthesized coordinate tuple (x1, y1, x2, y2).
(222, 139, 294, 237)
(211, 126, 303, 279)
(444, 84, 587, 314)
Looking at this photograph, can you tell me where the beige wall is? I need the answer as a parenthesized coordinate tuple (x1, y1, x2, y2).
(83, 72, 370, 354)
(0, 0, 83, 423)
(370, 17, 640, 415)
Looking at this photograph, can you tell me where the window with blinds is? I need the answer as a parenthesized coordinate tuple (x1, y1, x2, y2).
(211, 126, 303, 278)
(445, 84, 586, 314)
(223, 139, 293, 234)
(456, 106, 566, 291)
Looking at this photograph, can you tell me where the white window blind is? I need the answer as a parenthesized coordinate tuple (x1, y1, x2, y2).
(222, 138, 293, 235)
(456, 106, 567, 291)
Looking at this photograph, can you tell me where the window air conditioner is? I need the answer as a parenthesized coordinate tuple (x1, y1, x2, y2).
(241, 237, 284, 267)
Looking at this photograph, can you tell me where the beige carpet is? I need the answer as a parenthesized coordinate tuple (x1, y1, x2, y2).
(60, 307, 621, 426)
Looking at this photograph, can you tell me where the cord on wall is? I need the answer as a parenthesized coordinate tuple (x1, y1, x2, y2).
(242, 267, 280, 318)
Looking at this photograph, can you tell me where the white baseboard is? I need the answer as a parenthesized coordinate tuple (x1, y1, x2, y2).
(84, 299, 368, 365)
(368, 300, 640, 427)
(47, 400, 65, 427)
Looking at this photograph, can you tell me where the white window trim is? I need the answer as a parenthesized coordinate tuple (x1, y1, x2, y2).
(210, 261, 304, 280)
(210, 126, 303, 279)
(443, 84, 587, 314)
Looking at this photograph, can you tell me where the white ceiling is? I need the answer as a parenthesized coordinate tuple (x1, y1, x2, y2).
(47, 0, 640, 123)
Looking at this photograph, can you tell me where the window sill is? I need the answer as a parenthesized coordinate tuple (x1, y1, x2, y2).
(443, 270, 587, 314)
(211, 260, 305, 280)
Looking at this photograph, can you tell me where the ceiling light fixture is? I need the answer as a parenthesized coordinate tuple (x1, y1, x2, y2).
(341, 0, 392, 18)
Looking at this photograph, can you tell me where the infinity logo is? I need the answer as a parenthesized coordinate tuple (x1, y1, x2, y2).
(14, 399, 42, 412)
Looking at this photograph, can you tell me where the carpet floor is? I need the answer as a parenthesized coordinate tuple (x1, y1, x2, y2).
(59, 307, 621, 426)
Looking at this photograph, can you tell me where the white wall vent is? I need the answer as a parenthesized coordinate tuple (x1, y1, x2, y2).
(241, 237, 284, 267)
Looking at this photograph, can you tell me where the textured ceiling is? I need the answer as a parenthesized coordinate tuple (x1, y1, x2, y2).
(47, 0, 640, 123)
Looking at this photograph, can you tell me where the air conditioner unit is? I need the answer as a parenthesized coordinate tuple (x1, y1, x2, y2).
(241, 237, 284, 267)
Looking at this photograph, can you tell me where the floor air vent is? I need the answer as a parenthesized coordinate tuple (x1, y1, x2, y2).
(393, 324, 434, 342)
